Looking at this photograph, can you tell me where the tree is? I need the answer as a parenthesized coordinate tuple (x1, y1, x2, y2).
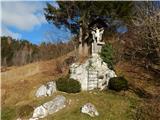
(129, 1, 160, 73)
(44, 1, 133, 43)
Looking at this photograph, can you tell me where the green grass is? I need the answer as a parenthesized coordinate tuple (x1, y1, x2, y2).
(1, 107, 17, 120)
(1, 90, 139, 120)
(44, 90, 139, 120)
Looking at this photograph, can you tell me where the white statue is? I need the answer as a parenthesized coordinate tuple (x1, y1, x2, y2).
(91, 27, 105, 55)
(91, 27, 104, 43)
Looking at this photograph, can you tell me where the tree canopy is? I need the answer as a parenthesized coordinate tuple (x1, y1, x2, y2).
(44, 1, 133, 34)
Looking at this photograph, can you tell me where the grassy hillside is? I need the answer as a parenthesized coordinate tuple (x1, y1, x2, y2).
(1, 51, 141, 120)
(2, 44, 159, 120)
(2, 90, 139, 120)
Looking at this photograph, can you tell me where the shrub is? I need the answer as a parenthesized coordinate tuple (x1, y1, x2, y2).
(100, 43, 114, 70)
(108, 77, 128, 91)
(56, 76, 81, 93)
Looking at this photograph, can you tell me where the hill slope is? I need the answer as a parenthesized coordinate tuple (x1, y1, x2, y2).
(1, 52, 139, 120)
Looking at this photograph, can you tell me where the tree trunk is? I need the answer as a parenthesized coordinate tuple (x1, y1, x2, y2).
(78, 22, 83, 57)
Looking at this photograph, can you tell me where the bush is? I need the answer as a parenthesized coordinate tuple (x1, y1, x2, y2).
(108, 77, 128, 91)
(100, 43, 114, 70)
(56, 76, 81, 93)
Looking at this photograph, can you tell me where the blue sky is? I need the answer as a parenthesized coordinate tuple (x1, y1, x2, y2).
(1, 1, 72, 45)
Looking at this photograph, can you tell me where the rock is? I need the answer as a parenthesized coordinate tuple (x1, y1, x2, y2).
(31, 105, 48, 119)
(30, 95, 66, 120)
(70, 54, 116, 90)
(35, 85, 47, 97)
(46, 82, 56, 96)
(81, 103, 99, 117)
(35, 81, 56, 97)
(43, 95, 66, 114)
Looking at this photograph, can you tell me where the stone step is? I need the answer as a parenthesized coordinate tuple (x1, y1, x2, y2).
(88, 84, 97, 86)
(88, 78, 97, 80)
(88, 86, 97, 89)
(88, 77, 97, 78)
(88, 87, 97, 90)
(87, 70, 98, 90)
(88, 83, 97, 85)
(89, 80, 97, 83)
(89, 77, 97, 79)
(88, 82, 97, 84)
(88, 85, 96, 87)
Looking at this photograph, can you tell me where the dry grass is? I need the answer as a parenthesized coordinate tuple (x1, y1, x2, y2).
(1, 52, 74, 107)
(1, 52, 140, 120)
(115, 61, 160, 119)
(115, 61, 159, 97)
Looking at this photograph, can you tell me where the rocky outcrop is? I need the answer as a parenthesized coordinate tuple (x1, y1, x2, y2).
(70, 54, 116, 90)
(30, 95, 66, 120)
(35, 81, 56, 97)
(81, 103, 99, 117)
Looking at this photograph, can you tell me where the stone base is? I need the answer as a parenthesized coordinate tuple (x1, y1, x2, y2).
(70, 54, 117, 91)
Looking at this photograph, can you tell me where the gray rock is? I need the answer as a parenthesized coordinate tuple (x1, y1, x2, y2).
(30, 105, 48, 119)
(30, 95, 66, 120)
(35, 85, 47, 97)
(81, 103, 99, 117)
(43, 95, 66, 114)
(35, 81, 56, 97)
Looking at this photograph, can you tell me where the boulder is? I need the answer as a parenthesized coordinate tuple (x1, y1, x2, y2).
(81, 103, 99, 117)
(31, 105, 48, 119)
(43, 95, 66, 114)
(35, 81, 56, 97)
(35, 85, 47, 97)
(46, 82, 56, 96)
(30, 95, 66, 120)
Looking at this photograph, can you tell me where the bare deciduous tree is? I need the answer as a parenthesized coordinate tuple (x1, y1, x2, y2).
(128, 1, 160, 73)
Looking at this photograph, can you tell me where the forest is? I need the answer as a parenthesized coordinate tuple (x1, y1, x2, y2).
(1, 36, 75, 67)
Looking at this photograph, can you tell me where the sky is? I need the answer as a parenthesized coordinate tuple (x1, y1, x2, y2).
(1, 1, 72, 45)
(0, 1, 132, 45)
